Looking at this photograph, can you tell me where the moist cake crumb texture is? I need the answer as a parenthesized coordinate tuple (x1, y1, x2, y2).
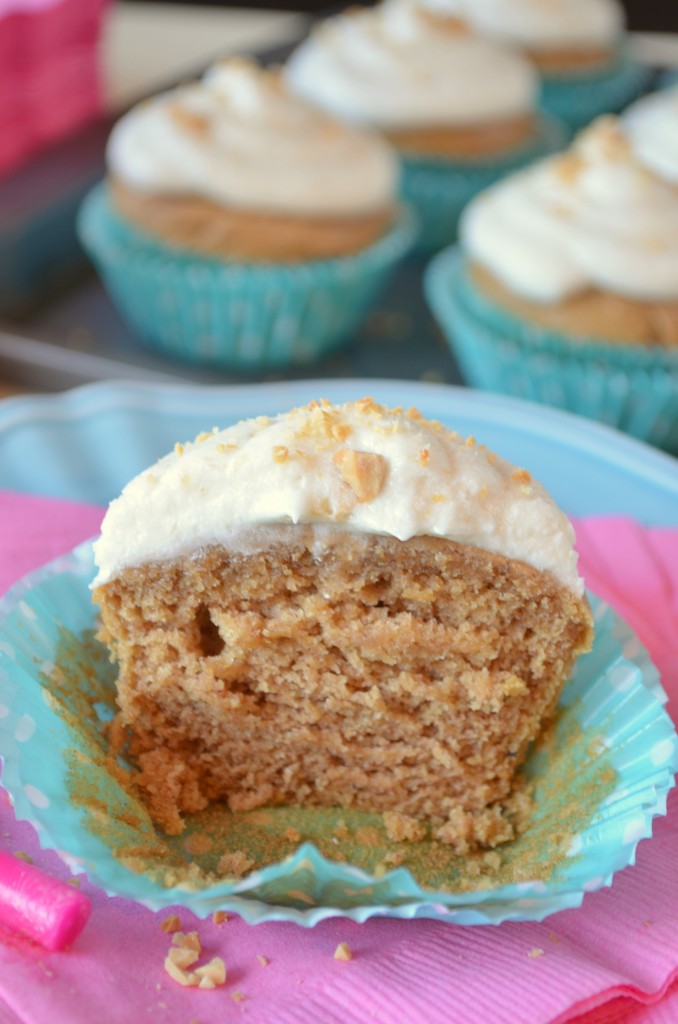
(93, 399, 593, 856)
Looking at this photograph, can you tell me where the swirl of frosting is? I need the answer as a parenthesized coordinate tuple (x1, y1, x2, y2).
(623, 86, 678, 186)
(285, 4, 537, 130)
(92, 399, 583, 595)
(461, 115, 678, 303)
(107, 59, 397, 216)
(394, 0, 624, 51)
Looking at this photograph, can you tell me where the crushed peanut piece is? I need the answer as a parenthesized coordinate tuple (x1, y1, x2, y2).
(230, 991, 247, 1003)
(333, 449, 388, 503)
(272, 445, 289, 463)
(512, 468, 532, 485)
(167, 946, 200, 971)
(431, 494, 444, 504)
(334, 943, 352, 961)
(174, 443, 184, 457)
(405, 406, 423, 420)
(196, 958, 227, 989)
(419, 447, 431, 467)
(355, 396, 377, 414)
(257, 955, 269, 967)
(195, 432, 211, 444)
(164, 956, 197, 987)
(553, 152, 585, 183)
(212, 911, 229, 925)
(330, 422, 353, 443)
(528, 948, 544, 959)
(160, 914, 181, 934)
(170, 105, 210, 135)
(465, 435, 476, 448)
(172, 931, 201, 953)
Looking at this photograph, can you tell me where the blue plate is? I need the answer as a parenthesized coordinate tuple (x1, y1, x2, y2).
(0, 380, 677, 521)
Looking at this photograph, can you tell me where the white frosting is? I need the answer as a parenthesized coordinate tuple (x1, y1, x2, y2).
(461, 116, 678, 303)
(623, 86, 678, 186)
(285, 4, 537, 130)
(107, 59, 397, 216)
(92, 400, 583, 595)
(393, 0, 624, 51)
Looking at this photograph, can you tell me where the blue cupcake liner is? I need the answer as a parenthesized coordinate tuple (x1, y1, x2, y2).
(399, 114, 566, 254)
(425, 248, 678, 454)
(539, 53, 654, 135)
(77, 185, 417, 372)
(0, 541, 676, 927)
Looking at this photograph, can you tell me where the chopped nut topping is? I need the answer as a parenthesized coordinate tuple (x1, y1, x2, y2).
(553, 152, 584, 183)
(160, 914, 181, 934)
(212, 911, 229, 925)
(334, 943, 352, 961)
(431, 494, 444, 504)
(465, 435, 476, 448)
(167, 946, 200, 971)
(512, 468, 532, 485)
(528, 948, 544, 959)
(230, 991, 247, 1003)
(257, 955, 269, 967)
(174, 443, 185, 457)
(355, 396, 377, 414)
(170, 105, 210, 135)
(196, 958, 227, 989)
(273, 445, 289, 463)
(195, 432, 211, 444)
(419, 447, 431, 467)
(172, 931, 201, 953)
(333, 449, 388, 503)
(164, 956, 197, 987)
(330, 422, 353, 442)
(216, 443, 237, 454)
(405, 407, 423, 420)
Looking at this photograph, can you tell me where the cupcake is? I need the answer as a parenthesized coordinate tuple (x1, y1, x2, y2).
(286, 3, 565, 253)
(425, 106, 678, 453)
(77, 59, 415, 371)
(392, 0, 652, 134)
(92, 398, 592, 851)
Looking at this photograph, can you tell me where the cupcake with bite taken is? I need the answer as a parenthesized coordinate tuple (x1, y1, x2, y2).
(425, 91, 678, 453)
(286, 2, 565, 253)
(78, 59, 415, 371)
(389, 0, 652, 135)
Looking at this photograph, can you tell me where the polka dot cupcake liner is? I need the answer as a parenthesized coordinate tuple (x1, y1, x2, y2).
(0, 542, 675, 926)
(539, 53, 655, 136)
(77, 184, 417, 372)
(398, 113, 567, 255)
(424, 247, 678, 455)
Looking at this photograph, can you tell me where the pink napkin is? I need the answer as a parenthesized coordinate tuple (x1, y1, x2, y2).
(0, 491, 677, 1024)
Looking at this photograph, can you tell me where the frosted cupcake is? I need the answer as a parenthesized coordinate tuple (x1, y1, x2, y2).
(286, 3, 565, 253)
(78, 59, 415, 370)
(425, 103, 678, 452)
(393, 0, 652, 134)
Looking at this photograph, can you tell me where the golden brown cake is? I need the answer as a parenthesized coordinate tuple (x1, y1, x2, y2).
(105, 60, 398, 262)
(92, 400, 593, 853)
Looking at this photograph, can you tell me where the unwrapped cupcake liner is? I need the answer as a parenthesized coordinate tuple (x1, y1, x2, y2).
(540, 54, 654, 136)
(399, 114, 566, 255)
(0, 542, 675, 927)
(77, 185, 417, 372)
(425, 248, 678, 454)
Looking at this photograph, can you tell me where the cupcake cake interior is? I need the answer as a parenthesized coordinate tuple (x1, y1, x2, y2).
(92, 400, 593, 854)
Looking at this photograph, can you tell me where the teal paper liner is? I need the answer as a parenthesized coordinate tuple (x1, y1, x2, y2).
(77, 185, 417, 372)
(424, 248, 678, 455)
(399, 114, 566, 254)
(540, 54, 654, 135)
(1, 543, 676, 926)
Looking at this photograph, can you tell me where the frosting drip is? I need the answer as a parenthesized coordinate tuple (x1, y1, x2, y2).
(92, 399, 584, 595)
(461, 114, 678, 303)
(285, 4, 537, 130)
(107, 59, 397, 216)
(395, 0, 624, 51)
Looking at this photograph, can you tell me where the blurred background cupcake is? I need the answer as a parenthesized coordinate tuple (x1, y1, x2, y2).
(425, 94, 678, 454)
(395, 0, 653, 135)
(286, 1, 566, 254)
(77, 58, 415, 372)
